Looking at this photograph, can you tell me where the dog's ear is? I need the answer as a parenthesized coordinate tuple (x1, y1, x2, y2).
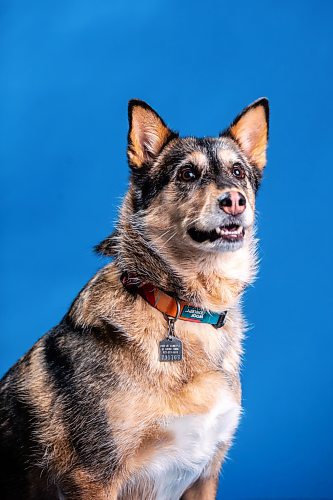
(127, 100, 177, 168)
(222, 98, 269, 170)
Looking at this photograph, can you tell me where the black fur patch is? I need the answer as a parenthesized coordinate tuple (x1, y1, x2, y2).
(130, 147, 187, 211)
(0, 359, 47, 499)
(0, 399, 30, 493)
(43, 319, 121, 480)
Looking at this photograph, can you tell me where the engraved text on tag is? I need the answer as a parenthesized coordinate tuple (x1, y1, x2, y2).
(159, 337, 183, 362)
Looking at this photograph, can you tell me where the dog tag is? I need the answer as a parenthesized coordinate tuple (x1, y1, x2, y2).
(159, 337, 183, 362)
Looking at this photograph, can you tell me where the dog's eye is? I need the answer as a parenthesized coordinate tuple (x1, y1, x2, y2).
(232, 164, 245, 179)
(178, 166, 198, 182)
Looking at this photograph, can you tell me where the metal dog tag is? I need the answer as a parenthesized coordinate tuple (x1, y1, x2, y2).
(159, 317, 183, 362)
(159, 337, 183, 362)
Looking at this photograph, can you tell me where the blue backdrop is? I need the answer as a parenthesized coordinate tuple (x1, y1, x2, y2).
(1, 1, 332, 498)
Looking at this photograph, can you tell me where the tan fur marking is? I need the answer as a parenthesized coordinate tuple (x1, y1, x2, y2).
(125, 429, 173, 471)
(71, 469, 120, 499)
(186, 150, 208, 167)
(216, 147, 236, 164)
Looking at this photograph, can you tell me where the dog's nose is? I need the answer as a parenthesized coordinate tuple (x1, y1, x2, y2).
(219, 191, 246, 215)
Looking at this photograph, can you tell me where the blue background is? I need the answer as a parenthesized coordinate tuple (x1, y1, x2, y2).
(1, 1, 332, 498)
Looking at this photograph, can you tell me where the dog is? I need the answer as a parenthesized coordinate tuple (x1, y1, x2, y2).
(0, 97, 269, 499)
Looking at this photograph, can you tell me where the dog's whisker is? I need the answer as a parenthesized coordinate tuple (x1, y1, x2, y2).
(154, 227, 175, 242)
(184, 216, 202, 230)
(158, 231, 178, 249)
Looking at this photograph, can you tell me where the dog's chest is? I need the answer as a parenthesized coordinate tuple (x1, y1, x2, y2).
(143, 388, 241, 499)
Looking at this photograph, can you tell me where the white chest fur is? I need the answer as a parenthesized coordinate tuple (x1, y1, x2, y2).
(143, 387, 241, 500)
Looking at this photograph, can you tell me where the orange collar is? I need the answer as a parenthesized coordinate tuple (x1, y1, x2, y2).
(121, 272, 227, 329)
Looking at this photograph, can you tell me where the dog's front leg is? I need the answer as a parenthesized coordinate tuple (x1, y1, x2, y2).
(181, 443, 229, 500)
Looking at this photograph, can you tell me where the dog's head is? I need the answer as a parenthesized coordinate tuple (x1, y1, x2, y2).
(97, 98, 268, 261)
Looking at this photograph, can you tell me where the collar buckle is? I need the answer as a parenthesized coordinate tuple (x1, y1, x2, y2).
(214, 311, 228, 329)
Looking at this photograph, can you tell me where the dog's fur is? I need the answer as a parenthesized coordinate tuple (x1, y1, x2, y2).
(0, 98, 269, 499)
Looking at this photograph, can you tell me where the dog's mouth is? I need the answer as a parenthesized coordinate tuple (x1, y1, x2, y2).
(188, 224, 245, 244)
